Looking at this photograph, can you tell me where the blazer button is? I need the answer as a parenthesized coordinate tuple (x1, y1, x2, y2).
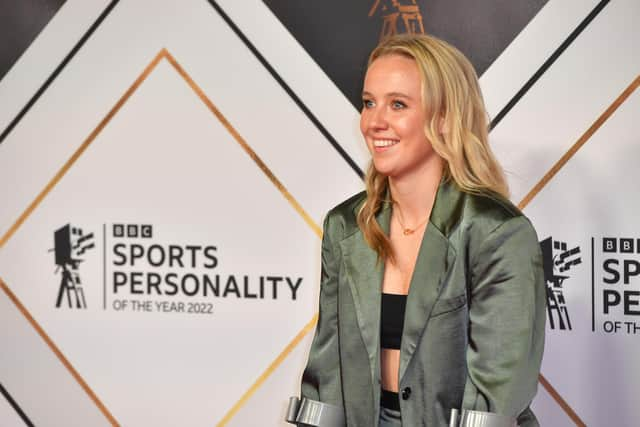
(401, 387, 411, 400)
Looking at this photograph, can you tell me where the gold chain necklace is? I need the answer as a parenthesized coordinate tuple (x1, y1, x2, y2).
(394, 205, 429, 236)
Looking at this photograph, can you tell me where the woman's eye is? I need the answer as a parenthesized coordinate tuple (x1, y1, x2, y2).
(391, 100, 406, 110)
(362, 99, 374, 109)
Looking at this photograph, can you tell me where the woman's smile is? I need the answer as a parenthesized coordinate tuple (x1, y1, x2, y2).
(373, 138, 400, 151)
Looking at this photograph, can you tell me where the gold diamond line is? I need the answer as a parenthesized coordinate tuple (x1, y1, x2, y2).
(518, 74, 640, 210)
(153, 50, 325, 426)
(0, 49, 169, 427)
(162, 50, 322, 239)
(0, 47, 322, 427)
(0, 50, 165, 250)
(538, 374, 585, 427)
(216, 314, 319, 427)
(0, 277, 120, 426)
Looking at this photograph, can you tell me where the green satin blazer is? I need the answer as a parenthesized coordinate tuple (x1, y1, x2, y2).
(301, 179, 546, 426)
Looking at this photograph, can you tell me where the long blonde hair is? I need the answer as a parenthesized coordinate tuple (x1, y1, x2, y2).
(357, 34, 509, 261)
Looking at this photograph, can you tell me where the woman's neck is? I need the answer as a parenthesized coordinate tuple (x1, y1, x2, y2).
(388, 158, 443, 224)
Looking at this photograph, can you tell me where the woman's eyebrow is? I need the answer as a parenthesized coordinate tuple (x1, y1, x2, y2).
(361, 90, 413, 99)
(386, 92, 412, 99)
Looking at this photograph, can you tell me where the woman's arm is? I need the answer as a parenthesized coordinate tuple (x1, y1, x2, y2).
(301, 213, 344, 406)
(461, 215, 546, 423)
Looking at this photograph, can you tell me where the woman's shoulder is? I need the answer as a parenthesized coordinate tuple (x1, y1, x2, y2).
(322, 191, 367, 239)
(461, 190, 539, 251)
(463, 189, 525, 227)
(456, 189, 540, 246)
(328, 191, 367, 217)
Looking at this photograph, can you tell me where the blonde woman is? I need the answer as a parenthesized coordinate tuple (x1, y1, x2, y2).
(287, 34, 545, 427)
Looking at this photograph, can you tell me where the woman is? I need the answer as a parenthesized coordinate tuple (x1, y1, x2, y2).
(287, 34, 545, 427)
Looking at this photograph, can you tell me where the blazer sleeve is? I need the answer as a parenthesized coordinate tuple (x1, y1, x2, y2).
(461, 215, 546, 419)
(300, 213, 344, 407)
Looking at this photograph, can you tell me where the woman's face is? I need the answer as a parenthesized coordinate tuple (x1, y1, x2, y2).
(360, 54, 436, 179)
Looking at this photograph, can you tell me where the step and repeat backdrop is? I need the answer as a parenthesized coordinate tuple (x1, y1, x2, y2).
(0, 1, 638, 426)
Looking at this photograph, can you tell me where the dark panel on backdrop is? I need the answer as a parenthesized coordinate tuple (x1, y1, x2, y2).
(263, 0, 548, 109)
(0, 0, 67, 81)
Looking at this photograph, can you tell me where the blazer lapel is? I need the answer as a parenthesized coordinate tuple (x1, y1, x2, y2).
(338, 179, 465, 387)
(399, 179, 463, 382)
(398, 223, 451, 382)
(339, 204, 391, 383)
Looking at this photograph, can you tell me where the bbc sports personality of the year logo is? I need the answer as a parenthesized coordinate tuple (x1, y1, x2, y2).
(46, 221, 305, 315)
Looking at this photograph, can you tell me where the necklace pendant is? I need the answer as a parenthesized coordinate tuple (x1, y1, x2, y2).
(403, 228, 414, 236)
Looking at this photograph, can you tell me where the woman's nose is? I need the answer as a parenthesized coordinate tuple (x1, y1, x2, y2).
(367, 107, 388, 131)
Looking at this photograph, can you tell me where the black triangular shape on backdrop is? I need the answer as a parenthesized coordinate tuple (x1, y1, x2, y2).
(0, 0, 67, 81)
(263, 0, 548, 109)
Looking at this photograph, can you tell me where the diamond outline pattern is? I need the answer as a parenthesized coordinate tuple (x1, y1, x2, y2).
(1, 41, 637, 426)
(0, 47, 322, 427)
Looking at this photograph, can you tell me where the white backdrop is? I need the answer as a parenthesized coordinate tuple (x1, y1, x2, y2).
(0, 1, 638, 426)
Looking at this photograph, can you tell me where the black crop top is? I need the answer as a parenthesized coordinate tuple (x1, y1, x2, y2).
(380, 293, 407, 349)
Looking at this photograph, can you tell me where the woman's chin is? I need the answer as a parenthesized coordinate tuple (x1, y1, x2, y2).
(371, 159, 395, 177)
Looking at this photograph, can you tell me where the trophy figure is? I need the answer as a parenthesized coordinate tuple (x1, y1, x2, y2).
(369, 0, 425, 41)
